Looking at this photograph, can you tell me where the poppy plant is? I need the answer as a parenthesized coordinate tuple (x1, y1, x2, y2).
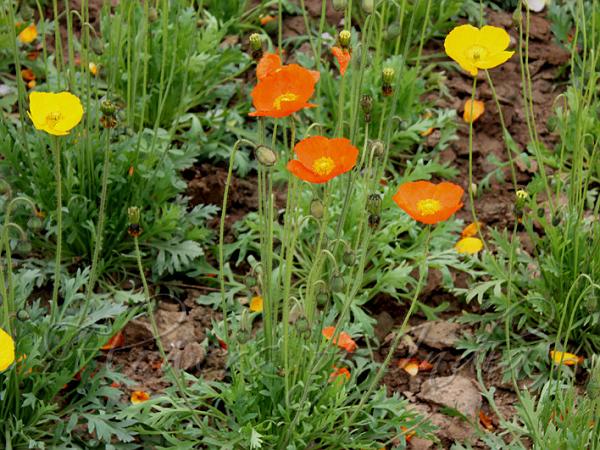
(393, 181, 464, 225)
(0, 327, 15, 372)
(550, 350, 584, 366)
(444, 25, 514, 76)
(17, 23, 37, 44)
(28, 91, 84, 136)
(455, 237, 483, 254)
(322, 326, 357, 353)
(131, 390, 151, 404)
(329, 366, 351, 383)
(249, 295, 264, 313)
(287, 136, 358, 184)
(331, 47, 351, 76)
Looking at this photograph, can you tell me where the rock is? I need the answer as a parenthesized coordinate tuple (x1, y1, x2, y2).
(428, 412, 474, 442)
(124, 307, 197, 350)
(410, 437, 435, 450)
(418, 375, 482, 419)
(170, 342, 205, 370)
(410, 320, 463, 350)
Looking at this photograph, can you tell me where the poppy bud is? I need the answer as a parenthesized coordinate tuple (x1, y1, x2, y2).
(368, 214, 380, 229)
(310, 198, 325, 219)
(537, 207, 545, 218)
(343, 250, 355, 266)
(362, 0, 374, 14)
(148, 7, 158, 22)
(128, 206, 141, 225)
(370, 140, 385, 158)
(385, 23, 401, 41)
(27, 217, 42, 231)
(17, 310, 30, 321)
(332, 0, 347, 11)
(296, 318, 310, 333)
(367, 193, 382, 215)
(100, 100, 117, 116)
(17, 240, 32, 254)
(552, 215, 561, 226)
(361, 94, 373, 123)
(338, 30, 351, 49)
(255, 145, 277, 167)
(91, 37, 104, 55)
(249, 33, 263, 60)
(330, 273, 345, 293)
(316, 291, 329, 306)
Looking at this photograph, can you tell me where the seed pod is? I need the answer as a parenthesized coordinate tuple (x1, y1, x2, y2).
(330, 274, 345, 293)
(310, 198, 325, 219)
(368, 214, 380, 229)
(382, 67, 395, 85)
(332, 0, 347, 11)
(255, 145, 277, 167)
(100, 100, 117, 116)
(249, 33, 263, 60)
(367, 193, 382, 216)
(362, 0, 374, 14)
(338, 30, 351, 49)
(17, 310, 30, 321)
(361, 94, 373, 114)
(128, 206, 141, 225)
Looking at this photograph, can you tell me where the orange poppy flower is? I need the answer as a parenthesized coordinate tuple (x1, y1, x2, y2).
(250, 64, 319, 118)
(331, 47, 351, 76)
(287, 136, 358, 184)
(21, 68, 35, 82)
(322, 326, 357, 353)
(260, 15, 276, 26)
(329, 366, 351, 382)
(256, 52, 320, 83)
(393, 181, 464, 224)
(462, 221, 482, 237)
(131, 390, 150, 404)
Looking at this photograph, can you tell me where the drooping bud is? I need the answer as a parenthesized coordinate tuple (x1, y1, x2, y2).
(537, 207, 545, 218)
(361, 94, 373, 123)
(367, 193, 382, 216)
(370, 140, 385, 158)
(310, 198, 325, 219)
(382, 67, 395, 97)
(17, 240, 32, 254)
(17, 310, 30, 321)
(343, 250, 355, 266)
(332, 0, 347, 11)
(27, 216, 43, 231)
(245, 274, 257, 288)
(316, 291, 329, 306)
(249, 33, 263, 60)
(551, 215, 561, 226)
(255, 145, 277, 167)
(362, 0, 374, 14)
(148, 7, 158, 22)
(330, 273, 345, 293)
(338, 30, 351, 49)
(0, 180, 9, 195)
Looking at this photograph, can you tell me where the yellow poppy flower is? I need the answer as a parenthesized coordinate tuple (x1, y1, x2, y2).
(18, 23, 38, 44)
(89, 62, 98, 76)
(28, 91, 84, 136)
(550, 350, 584, 366)
(249, 296, 264, 313)
(0, 327, 16, 372)
(455, 237, 483, 254)
(130, 390, 150, 404)
(444, 25, 514, 76)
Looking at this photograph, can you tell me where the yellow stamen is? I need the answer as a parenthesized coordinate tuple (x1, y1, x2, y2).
(312, 157, 335, 176)
(466, 46, 487, 62)
(416, 198, 442, 216)
(45, 112, 62, 129)
(273, 93, 299, 110)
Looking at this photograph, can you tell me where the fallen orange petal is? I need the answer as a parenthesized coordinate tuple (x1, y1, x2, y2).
(403, 361, 419, 376)
(101, 331, 125, 350)
(418, 360, 433, 371)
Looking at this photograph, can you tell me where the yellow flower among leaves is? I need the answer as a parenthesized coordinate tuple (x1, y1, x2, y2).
(0, 327, 16, 372)
(550, 350, 584, 366)
(249, 296, 264, 313)
(444, 25, 514, 76)
(18, 23, 38, 44)
(28, 91, 84, 136)
(455, 237, 483, 255)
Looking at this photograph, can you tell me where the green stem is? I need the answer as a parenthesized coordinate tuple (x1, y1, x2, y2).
(50, 138, 63, 321)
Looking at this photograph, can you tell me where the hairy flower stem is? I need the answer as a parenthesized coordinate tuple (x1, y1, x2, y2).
(346, 226, 431, 425)
(134, 237, 206, 429)
(50, 137, 62, 322)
